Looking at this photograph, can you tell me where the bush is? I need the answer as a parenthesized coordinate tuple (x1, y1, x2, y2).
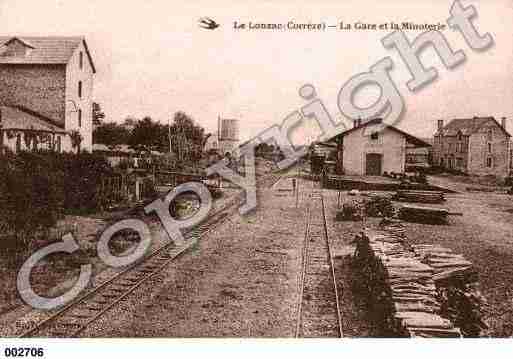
(0, 150, 114, 256)
(0, 151, 65, 256)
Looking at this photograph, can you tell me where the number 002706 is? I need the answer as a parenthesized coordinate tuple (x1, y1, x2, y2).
(4, 347, 44, 357)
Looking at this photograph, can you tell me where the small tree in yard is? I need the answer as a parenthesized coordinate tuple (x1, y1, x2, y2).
(128, 117, 166, 155)
(93, 122, 131, 150)
(169, 112, 208, 162)
(70, 130, 83, 154)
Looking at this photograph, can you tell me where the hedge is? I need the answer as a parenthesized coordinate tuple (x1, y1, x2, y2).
(0, 150, 113, 255)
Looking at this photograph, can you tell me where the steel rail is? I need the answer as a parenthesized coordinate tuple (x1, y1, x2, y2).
(295, 180, 343, 338)
(19, 171, 282, 338)
(321, 187, 344, 338)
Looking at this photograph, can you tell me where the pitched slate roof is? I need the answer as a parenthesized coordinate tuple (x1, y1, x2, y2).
(333, 118, 432, 148)
(435, 117, 510, 137)
(0, 36, 96, 73)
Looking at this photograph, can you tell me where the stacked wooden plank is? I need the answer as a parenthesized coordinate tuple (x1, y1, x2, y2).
(354, 229, 462, 337)
(398, 204, 450, 224)
(336, 200, 363, 221)
(364, 194, 395, 217)
(394, 190, 445, 204)
(412, 244, 488, 337)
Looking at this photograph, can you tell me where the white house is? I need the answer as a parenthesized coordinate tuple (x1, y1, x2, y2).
(334, 118, 431, 176)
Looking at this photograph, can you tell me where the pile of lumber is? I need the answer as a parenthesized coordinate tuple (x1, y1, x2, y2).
(379, 218, 407, 239)
(364, 194, 395, 217)
(354, 228, 462, 337)
(398, 204, 451, 224)
(336, 200, 363, 221)
(394, 190, 445, 204)
(412, 244, 488, 337)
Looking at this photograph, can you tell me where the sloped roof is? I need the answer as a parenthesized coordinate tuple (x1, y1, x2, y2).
(4, 37, 35, 49)
(333, 118, 432, 148)
(0, 105, 66, 132)
(0, 36, 96, 73)
(435, 117, 510, 137)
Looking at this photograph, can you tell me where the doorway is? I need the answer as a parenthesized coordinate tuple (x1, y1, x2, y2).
(365, 153, 382, 176)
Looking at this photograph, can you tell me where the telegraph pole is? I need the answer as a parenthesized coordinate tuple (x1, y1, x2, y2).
(0, 107, 3, 155)
(168, 117, 172, 154)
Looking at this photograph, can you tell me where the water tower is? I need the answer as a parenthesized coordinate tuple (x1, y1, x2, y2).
(218, 116, 239, 156)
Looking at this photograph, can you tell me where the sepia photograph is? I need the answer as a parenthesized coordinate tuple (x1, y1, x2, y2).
(0, 0, 513, 356)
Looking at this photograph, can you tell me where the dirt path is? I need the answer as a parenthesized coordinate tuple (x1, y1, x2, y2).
(80, 175, 309, 337)
(0, 188, 239, 337)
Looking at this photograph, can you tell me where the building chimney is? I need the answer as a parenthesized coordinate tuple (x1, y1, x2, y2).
(501, 117, 507, 130)
(437, 119, 443, 131)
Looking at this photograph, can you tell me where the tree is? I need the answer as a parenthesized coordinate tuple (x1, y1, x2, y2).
(70, 130, 83, 154)
(123, 117, 137, 130)
(169, 112, 208, 162)
(93, 122, 131, 150)
(92, 102, 105, 127)
(128, 117, 167, 154)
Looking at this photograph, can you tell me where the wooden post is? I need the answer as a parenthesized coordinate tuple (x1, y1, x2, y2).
(135, 178, 141, 201)
(0, 107, 4, 155)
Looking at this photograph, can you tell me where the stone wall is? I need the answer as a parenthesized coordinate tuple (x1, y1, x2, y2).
(468, 125, 510, 177)
(0, 64, 66, 126)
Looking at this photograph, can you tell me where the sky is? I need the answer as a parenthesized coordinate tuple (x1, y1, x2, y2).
(1, 0, 512, 143)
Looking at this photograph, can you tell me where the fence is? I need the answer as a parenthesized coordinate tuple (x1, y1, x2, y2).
(97, 173, 157, 209)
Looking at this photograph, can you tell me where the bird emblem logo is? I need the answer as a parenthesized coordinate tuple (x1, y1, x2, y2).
(199, 17, 220, 30)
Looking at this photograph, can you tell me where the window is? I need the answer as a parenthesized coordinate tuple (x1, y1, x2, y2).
(79, 51, 83, 69)
(488, 143, 492, 153)
(56, 136, 61, 153)
(78, 109, 82, 128)
(486, 157, 492, 168)
(16, 134, 21, 152)
(370, 132, 379, 140)
(78, 81, 82, 98)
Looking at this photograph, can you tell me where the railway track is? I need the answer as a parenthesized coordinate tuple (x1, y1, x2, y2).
(20, 171, 282, 338)
(295, 181, 343, 338)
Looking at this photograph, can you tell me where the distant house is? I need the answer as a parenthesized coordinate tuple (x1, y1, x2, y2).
(432, 117, 511, 177)
(0, 36, 96, 153)
(204, 131, 219, 153)
(92, 143, 167, 168)
(405, 138, 433, 170)
(92, 144, 140, 167)
(309, 141, 337, 174)
(330, 118, 431, 176)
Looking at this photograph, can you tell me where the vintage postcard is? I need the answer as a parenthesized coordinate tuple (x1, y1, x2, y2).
(0, 0, 512, 355)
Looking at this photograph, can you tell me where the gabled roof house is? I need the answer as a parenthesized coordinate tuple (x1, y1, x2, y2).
(0, 36, 96, 153)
